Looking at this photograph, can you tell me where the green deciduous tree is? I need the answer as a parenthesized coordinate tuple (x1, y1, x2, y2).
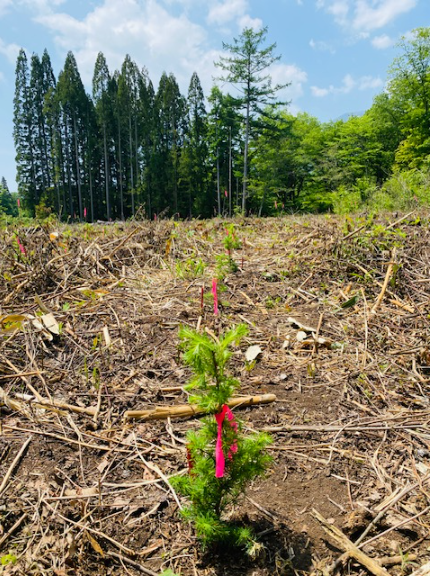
(387, 27, 430, 169)
(0, 178, 18, 216)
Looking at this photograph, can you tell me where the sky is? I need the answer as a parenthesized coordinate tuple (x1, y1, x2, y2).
(0, 0, 428, 192)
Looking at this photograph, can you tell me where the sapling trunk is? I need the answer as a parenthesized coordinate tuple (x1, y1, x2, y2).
(171, 324, 272, 551)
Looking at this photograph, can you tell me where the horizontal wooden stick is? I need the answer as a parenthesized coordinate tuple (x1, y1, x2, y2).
(0, 388, 96, 417)
(124, 393, 277, 421)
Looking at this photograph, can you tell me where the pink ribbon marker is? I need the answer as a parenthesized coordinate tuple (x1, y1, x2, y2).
(215, 405, 238, 478)
(186, 445, 194, 473)
(16, 237, 26, 255)
(211, 279, 218, 316)
(84, 207, 87, 218)
(17, 198, 20, 208)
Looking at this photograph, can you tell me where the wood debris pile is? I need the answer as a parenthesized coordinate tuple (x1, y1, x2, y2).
(1, 213, 430, 575)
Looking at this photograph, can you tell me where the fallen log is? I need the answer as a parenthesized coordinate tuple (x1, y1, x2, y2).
(124, 393, 277, 421)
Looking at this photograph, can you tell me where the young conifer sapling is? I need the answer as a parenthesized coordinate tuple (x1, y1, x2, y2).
(171, 324, 272, 552)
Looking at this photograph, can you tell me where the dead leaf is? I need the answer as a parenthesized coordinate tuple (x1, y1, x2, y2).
(32, 317, 53, 340)
(245, 345, 262, 362)
(41, 312, 60, 335)
(0, 313, 32, 332)
(85, 531, 105, 557)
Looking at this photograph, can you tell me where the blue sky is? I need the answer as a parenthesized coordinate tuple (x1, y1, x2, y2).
(0, 0, 428, 192)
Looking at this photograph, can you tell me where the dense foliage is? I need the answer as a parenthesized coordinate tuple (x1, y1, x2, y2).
(11, 27, 430, 220)
(0, 178, 18, 217)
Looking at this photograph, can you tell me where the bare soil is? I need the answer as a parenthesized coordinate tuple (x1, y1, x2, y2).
(1, 213, 430, 575)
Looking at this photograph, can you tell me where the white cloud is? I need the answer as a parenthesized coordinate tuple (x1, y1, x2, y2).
(371, 33, 394, 49)
(316, 0, 417, 34)
(238, 14, 263, 31)
(0, 0, 13, 17)
(327, 0, 350, 26)
(34, 0, 210, 91)
(207, 0, 247, 25)
(342, 73, 355, 93)
(358, 75, 383, 90)
(0, 38, 21, 63)
(311, 86, 330, 97)
(311, 73, 382, 97)
(316, 0, 349, 26)
(309, 38, 336, 53)
(353, 0, 417, 32)
(270, 62, 308, 103)
(207, 0, 262, 31)
(0, 70, 4, 82)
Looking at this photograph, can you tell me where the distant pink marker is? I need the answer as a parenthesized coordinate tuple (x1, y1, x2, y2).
(16, 237, 26, 255)
(211, 279, 218, 316)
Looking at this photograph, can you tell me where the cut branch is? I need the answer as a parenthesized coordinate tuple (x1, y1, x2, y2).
(312, 509, 390, 576)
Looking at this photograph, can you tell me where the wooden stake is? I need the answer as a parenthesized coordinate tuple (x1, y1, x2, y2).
(370, 247, 397, 315)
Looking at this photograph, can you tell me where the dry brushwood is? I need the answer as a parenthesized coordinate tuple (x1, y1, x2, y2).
(1, 214, 430, 575)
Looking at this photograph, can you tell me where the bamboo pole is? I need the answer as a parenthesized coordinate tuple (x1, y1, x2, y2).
(124, 393, 277, 421)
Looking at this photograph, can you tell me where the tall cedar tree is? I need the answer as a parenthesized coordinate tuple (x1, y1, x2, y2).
(14, 49, 37, 213)
(153, 72, 187, 216)
(56, 52, 89, 220)
(117, 56, 142, 217)
(93, 52, 112, 220)
(182, 72, 209, 217)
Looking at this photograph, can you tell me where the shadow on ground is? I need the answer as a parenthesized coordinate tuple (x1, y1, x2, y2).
(198, 518, 313, 575)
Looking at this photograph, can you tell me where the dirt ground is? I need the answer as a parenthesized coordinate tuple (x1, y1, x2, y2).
(1, 212, 430, 575)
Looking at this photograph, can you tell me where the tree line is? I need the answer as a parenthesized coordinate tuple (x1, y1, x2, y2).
(9, 26, 430, 221)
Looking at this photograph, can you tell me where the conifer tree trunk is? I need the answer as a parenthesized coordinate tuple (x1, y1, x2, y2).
(73, 114, 83, 220)
(118, 118, 124, 220)
(129, 115, 134, 216)
(103, 124, 110, 220)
